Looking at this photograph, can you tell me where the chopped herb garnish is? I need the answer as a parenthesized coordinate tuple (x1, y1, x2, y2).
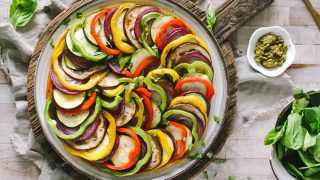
(182, 137, 187, 142)
(246, 177, 252, 180)
(203, 171, 208, 179)
(228, 176, 237, 180)
(206, 151, 214, 159)
(200, 139, 206, 147)
(214, 115, 220, 124)
(213, 171, 218, 177)
(188, 152, 203, 160)
(49, 39, 55, 48)
(77, 12, 83, 18)
(212, 158, 227, 164)
(62, 18, 71, 26)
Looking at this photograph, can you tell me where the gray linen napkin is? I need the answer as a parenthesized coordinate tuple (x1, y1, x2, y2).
(0, 1, 294, 179)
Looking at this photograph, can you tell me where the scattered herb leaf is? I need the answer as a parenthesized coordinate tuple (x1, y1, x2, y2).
(213, 170, 218, 177)
(203, 171, 208, 179)
(212, 158, 227, 164)
(77, 12, 83, 18)
(214, 115, 220, 124)
(200, 139, 206, 147)
(49, 39, 55, 48)
(228, 175, 237, 180)
(188, 152, 203, 160)
(62, 17, 71, 26)
(9, 0, 37, 28)
(206, 151, 214, 160)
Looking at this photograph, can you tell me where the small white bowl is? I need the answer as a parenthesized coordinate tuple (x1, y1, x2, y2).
(247, 26, 296, 77)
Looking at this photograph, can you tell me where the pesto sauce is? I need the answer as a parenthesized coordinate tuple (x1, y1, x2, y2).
(254, 33, 288, 68)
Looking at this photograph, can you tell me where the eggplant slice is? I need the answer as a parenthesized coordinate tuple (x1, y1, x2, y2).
(124, 5, 152, 48)
(98, 72, 121, 89)
(61, 55, 106, 80)
(65, 115, 106, 150)
(145, 134, 162, 170)
(115, 100, 136, 126)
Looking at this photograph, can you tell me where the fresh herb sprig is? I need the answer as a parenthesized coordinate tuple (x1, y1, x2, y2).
(206, 3, 216, 33)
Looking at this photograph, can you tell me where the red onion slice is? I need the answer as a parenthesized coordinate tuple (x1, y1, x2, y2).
(104, 7, 118, 42)
(74, 117, 100, 142)
(134, 7, 161, 41)
(57, 121, 77, 135)
(178, 50, 212, 67)
(197, 118, 205, 138)
(162, 27, 190, 49)
(50, 70, 82, 95)
(110, 99, 125, 118)
(107, 62, 122, 75)
(96, 135, 120, 163)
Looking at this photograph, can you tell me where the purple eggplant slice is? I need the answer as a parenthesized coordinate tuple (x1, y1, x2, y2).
(124, 5, 152, 48)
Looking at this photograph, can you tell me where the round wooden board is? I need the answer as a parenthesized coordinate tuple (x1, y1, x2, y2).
(27, 0, 237, 179)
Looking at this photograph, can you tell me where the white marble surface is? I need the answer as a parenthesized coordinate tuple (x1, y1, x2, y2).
(0, 0, 319, 179)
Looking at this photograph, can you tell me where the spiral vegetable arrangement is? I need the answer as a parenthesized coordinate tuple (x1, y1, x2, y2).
(45, 3, 215, 176)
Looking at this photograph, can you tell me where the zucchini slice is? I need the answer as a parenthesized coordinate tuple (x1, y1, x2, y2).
(129, 48, 154, 74)
(111, 135, 136, 166)
(57, 109, 90, 128)
(53, 89, 86, 109)
(66, 31, 82, 57)
(69, 20, 107, 61)
(150, 15, 174, 42)
(83, 12, 107, 46)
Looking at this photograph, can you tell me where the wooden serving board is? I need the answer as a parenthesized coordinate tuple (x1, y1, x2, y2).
(26, 0, 273, 179)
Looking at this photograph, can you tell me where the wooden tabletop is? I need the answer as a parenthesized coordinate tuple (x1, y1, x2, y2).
(0, 0, 319, 179)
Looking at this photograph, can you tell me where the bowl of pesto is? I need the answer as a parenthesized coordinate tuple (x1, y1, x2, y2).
(247, 26, 295, 77)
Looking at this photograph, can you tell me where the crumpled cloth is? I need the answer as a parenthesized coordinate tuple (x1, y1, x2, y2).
(0, 0, 294, 179)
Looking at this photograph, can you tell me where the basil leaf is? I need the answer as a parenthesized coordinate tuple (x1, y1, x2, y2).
(9, 0, 37, 28)
(281, 113, 305, 150)
(206, 3, 216, 33)
(303, 107, 320, 134)
(264, 120, 287, 145)
(298, 150, 320, 168)
(277, 143, 285, 160)
(303, 129, 317, 151)
(292, 89, 310, 113)
(203, 171, 208, 179)
(313, 135, 320, 162)
(286, 161, 305, 179)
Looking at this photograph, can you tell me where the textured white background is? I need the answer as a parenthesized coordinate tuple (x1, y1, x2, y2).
(0, 0, 319, 179)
